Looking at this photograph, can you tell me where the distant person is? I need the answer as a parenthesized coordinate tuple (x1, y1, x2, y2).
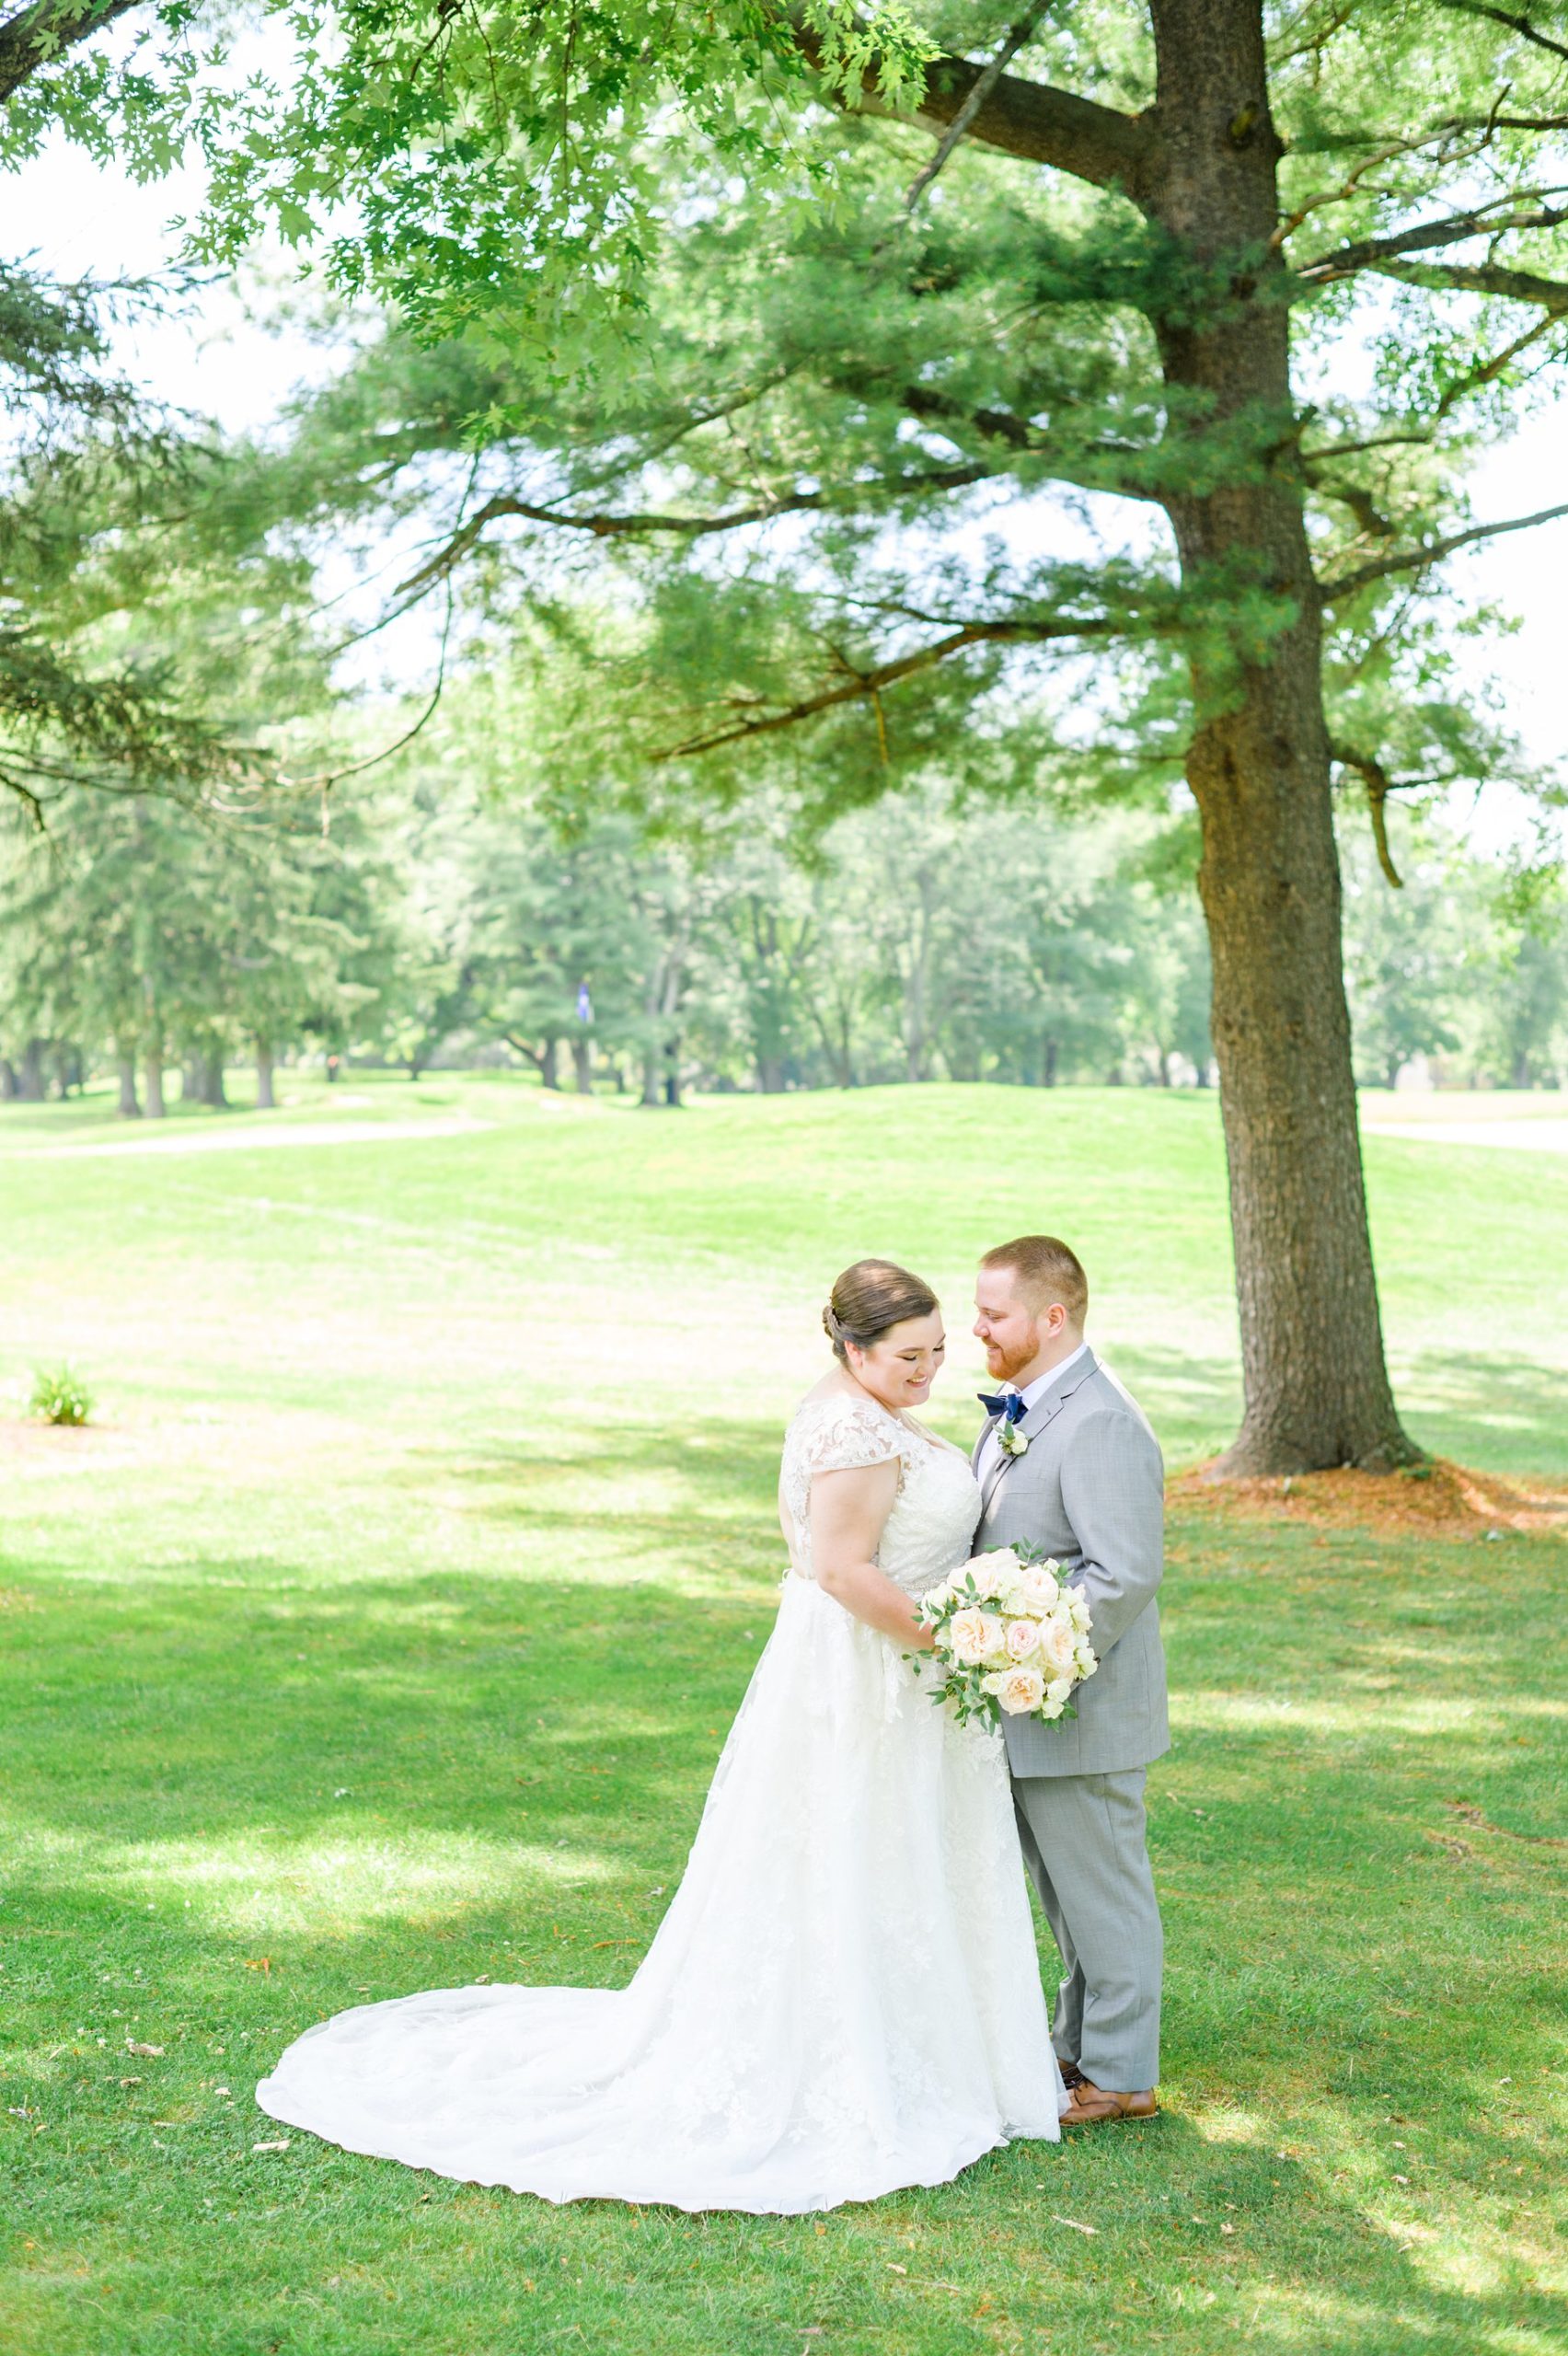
(258, 1258, 1069, 2207)
(972, 1235, 1167, 2126)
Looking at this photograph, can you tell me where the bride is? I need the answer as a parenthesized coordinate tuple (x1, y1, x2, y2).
(257, 1258, 1066, 2212)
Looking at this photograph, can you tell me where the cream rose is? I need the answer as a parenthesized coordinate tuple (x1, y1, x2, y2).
(1004, 1617, 1043, 1663)
(1012, 1561, 1061, 1612)
(947, 1608, 1005, 1667)
(1040, 1616, 1078, 1674)
(1065, 1588, 1091, 1633)
(965, 1547, 1021, 1600)
(1045, 1675, 1075, 1707)
(982, 1665, 1046, 1715)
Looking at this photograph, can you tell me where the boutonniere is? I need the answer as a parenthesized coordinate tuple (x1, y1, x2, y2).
(998, 1419, 1030, 1458)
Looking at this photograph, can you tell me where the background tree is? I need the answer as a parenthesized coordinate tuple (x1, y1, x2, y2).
(186, 0, 1568, 1472)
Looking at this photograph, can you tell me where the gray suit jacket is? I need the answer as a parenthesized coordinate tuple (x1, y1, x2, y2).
(972, 1350, 1169, 1778)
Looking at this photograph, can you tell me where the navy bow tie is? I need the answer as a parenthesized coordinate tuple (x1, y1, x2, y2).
(978, 1390, 1026, 1424)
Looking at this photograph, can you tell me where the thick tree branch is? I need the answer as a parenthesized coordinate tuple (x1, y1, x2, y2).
(1366, 256, 1568, 307)
(1320, 498, 1568, 599)
(393, 462, 993, 595)
(788, 6, 1162, 208)
(1299, 199, 1568, 283)
(0, 0, 141, 100)
(651, 612, 1122, 761)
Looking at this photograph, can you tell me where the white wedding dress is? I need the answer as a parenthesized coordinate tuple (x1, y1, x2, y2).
(256, 1392, 1065, 2212)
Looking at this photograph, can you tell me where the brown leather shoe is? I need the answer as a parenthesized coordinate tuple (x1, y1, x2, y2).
(1061, 2078, 1158, 2127)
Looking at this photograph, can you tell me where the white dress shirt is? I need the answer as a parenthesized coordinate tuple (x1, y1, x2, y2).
(975, 1341, 1094, 1490)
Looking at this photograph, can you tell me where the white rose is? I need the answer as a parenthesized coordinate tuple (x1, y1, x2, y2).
(947, 1608, 1005, 1667)
(922, 1578, 957, 1613)
(1012, 1561, 1061, 1612)
(1075, 1646, 1098, 1678)
(1045, 1675, 1075, 1707)
(966, 1548, 1021, 1600)
(1004, 1617, 1043, 1663)
(981, 1666, 1046, 1715)
(1040, 1617, 1078, 1674)
(1065, 1588, 1091, 1633)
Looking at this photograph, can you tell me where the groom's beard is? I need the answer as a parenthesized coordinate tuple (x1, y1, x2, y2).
(984, 1337, 1039, 1385)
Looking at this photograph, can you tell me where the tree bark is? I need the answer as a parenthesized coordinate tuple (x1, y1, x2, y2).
(571, 1033, 594, 1094)
(0, 1057, 16, 1100)
(144, 1045, 166, 1119)
(256, 1045, 276, 1110)
(18, 1038, 45, 1100)
(1150, 0, 1416, 1472)
(184, 1050, 229, 1108)
(117, 1056, 142, 1117)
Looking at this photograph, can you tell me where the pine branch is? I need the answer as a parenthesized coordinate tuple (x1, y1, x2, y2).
(1320, 498, 1568, 599)
(650, 613, 1122, 761)
(894, 385, 1168, 501)
(1299, 199, 1568, 283)
(1364, 256, 1568, 307)
(393, 464, 995, 595)
(786, 6, 1161, 207)
(0, 0, 142, 101)
(1436, 1, 1568, 64)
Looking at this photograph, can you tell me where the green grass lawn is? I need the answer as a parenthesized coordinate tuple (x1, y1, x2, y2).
(2, 1075, 1564, 2354)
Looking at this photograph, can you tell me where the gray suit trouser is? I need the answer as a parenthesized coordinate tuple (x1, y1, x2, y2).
(1011, 1768, 1162, 2092)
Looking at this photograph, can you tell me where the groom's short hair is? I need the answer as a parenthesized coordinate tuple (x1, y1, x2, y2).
(980, 1235, 1088, 1327)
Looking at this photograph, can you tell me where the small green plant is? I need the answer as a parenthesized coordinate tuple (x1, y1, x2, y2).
(29, 1365, 93, 1426)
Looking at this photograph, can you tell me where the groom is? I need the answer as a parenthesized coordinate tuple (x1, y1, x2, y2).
(971, 1235, 1167, 2128)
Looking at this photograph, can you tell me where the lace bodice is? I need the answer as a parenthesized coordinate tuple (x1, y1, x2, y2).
(778, 1393, 983, 1598)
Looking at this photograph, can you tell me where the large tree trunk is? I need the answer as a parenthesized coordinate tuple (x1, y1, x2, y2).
(0, 1057, 17, 1100)
(18, 1038, 46, 1100)
(184, 1050, 229, 1109)
(256, 1044, 276, 1110)
(571, 1033, 594, 1094)
(1151, 0, 1416, 1472)
(117, 1056, 142, 1117)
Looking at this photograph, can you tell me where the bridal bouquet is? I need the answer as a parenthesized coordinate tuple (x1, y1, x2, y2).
(914, 1546, 1096, 1732)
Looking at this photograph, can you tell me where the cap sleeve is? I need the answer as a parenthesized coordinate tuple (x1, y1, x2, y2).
(802, 1397, 910, 1480)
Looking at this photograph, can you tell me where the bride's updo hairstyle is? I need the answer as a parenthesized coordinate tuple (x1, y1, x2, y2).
(823, 1259, 940, 1362)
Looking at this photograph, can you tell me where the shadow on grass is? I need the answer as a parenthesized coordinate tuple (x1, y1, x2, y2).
(3, 1432, 1564, 2356)
(1113, 1341, 1568, 1476)
(1394, 1348, 1568, 1476)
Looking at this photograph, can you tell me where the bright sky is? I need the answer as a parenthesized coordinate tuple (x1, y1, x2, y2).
(13, 131, 1568, 855)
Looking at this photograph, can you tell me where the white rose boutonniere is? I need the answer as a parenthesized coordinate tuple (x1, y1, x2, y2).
(997, 1418, 1030, 1457)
